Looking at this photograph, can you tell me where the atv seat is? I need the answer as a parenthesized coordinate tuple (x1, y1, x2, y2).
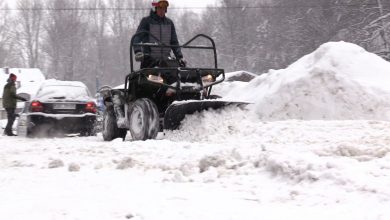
(142, 56, 181, 69)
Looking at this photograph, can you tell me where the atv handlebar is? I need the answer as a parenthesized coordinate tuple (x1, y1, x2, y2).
(129, 32, 219, 72)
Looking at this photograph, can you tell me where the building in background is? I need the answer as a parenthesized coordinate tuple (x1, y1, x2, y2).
(0, 68, 46, 120)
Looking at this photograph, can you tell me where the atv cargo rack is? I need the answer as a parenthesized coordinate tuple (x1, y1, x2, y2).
(125, 32, 225, 101)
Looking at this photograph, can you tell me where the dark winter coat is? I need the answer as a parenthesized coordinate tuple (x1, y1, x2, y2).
(2, 79, 24, 108)
(133, 10, 183, 60)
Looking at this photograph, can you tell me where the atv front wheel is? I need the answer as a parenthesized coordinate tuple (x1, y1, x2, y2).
(102, 106, 127, 141)
(127, 98, 159, 141)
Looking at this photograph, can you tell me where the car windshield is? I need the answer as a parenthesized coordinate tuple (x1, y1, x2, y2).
(35, 85, 91, 101)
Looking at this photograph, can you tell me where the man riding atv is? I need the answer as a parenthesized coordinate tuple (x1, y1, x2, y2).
(99, 0, 245, 142)
(134, 0, 186, 68)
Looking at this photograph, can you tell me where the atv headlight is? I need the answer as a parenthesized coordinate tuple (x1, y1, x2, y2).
(147, 74, 164, 84)
(202, 74, 215, 86)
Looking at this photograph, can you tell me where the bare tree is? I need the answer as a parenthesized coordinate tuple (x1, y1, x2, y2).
(3, 0, 390, 89)
(375, 0, 390, 53)
(217, 0, 250, 71)
(361, 0, 390, 59)
(15, 0, 44, 68)
(108, 0, 131, 78)
(105, 0, 147, 85)
(0, 0, 10, 66)
(0, 0, 22, 67)
(44, 0, 87, 80)
(84, 0, 108, 91)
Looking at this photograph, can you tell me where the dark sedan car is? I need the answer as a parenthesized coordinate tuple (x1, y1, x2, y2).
(17, 80, 97, 137)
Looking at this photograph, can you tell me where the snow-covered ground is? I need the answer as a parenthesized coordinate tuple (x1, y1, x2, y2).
(1, 41, 390, 220)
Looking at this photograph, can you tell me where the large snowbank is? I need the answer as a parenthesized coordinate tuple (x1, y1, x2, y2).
(217, 42, 390, 121)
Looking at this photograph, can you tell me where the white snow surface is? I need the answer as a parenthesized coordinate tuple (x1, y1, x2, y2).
(1, 42, 390, 220)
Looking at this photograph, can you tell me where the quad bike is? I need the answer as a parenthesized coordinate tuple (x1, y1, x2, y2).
(99, 31, 244, 141)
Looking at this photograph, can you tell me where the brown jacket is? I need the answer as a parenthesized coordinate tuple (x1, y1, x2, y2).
(2, 79, 25, 108)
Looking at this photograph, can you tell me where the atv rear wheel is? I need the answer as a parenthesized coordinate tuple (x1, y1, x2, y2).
(102, 106, 127, 141)
(127, 98, 159, 141)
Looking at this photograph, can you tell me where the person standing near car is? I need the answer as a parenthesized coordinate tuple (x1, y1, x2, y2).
(2, 73, 27, 136)
(133, 0, 186, 68)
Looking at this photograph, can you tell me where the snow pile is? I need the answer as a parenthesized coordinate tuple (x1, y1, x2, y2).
(166, 106, 259, 143)
(219, 42, 390, 121)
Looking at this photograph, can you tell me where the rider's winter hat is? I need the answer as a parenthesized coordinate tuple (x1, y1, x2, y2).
(9, 73, 17, 81)
(152, 0, 169, 12)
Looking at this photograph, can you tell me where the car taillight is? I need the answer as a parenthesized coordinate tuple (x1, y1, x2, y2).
(85, 102, 97, 113)
(31, 101, 43, 112)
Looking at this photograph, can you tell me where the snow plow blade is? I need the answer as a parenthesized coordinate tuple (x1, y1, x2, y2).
(164, 100, 248, 130)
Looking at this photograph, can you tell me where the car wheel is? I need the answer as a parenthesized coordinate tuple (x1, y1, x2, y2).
(127, 98, 159, 141)
(102, 106, 126, 141)
(80, 119, 97, 137)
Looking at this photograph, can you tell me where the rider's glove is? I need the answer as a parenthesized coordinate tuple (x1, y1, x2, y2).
(135, 52, 144, 62)
(178, 58, 187, 67)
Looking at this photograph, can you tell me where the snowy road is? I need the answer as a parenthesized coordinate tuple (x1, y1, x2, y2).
(1, 114, 390, 219)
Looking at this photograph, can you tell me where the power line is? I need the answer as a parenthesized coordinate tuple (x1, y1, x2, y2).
(0, 3, 389, 11)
